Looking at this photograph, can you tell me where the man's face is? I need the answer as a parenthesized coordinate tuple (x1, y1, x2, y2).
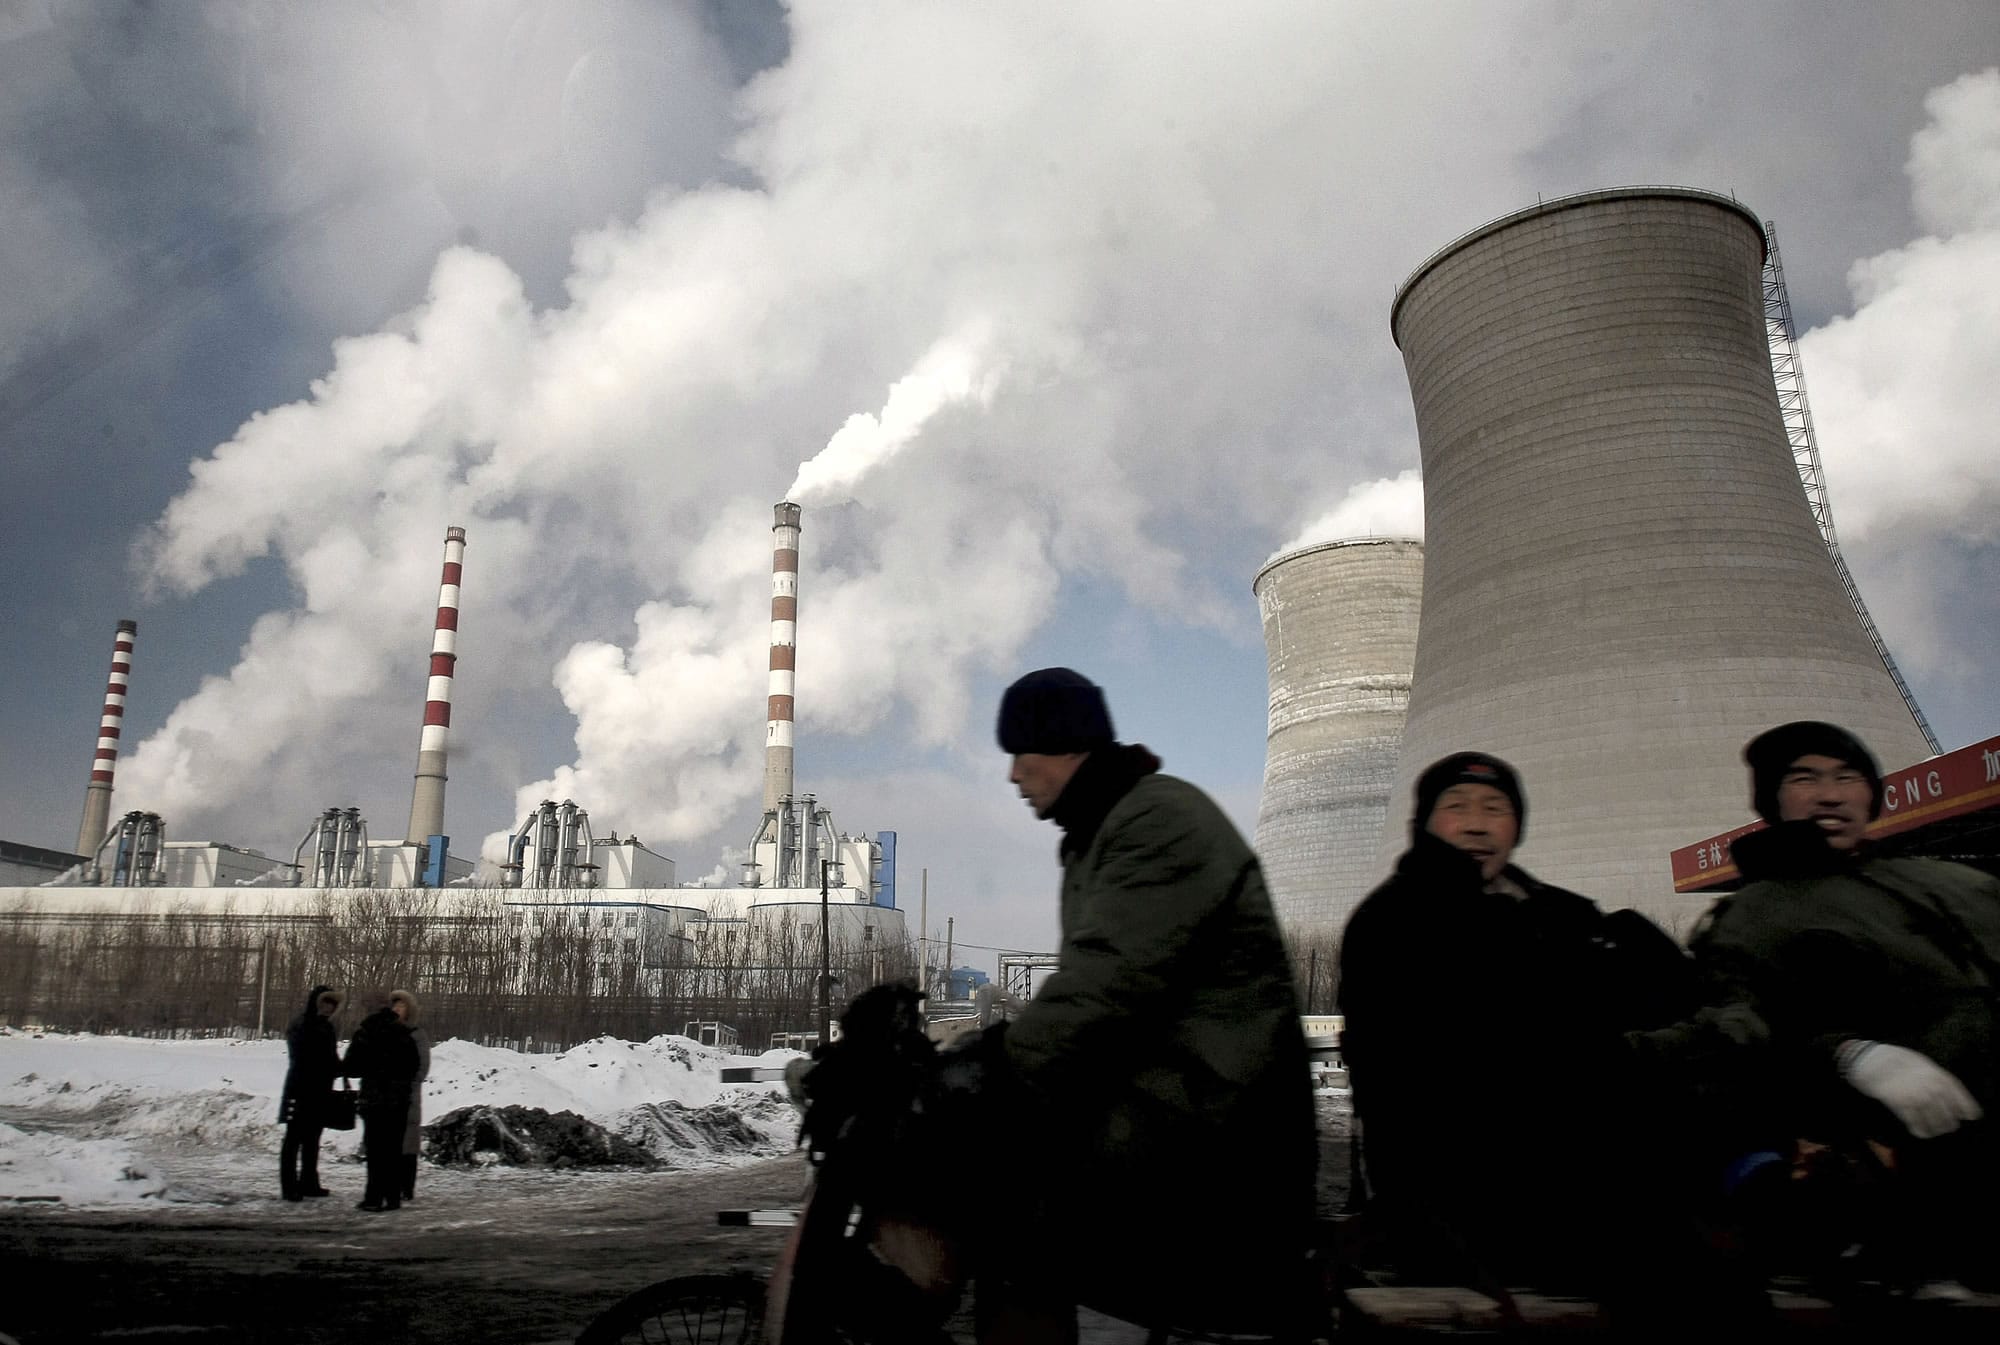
(1775, 753, 1873, 850)
(1009, 751, 1088, 820)
(317, 996, 338, 1018)
(1424, 783, 1519, 881)
(390, 999, 409, 1022)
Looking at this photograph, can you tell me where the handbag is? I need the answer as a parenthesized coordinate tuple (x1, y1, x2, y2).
(322, 1078, 358, 1131)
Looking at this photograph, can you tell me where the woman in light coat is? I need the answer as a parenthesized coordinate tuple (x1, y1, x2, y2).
(389, 988, 432, 1202)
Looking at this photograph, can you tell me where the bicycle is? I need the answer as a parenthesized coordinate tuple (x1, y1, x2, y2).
(577, 985, 1333, 1345)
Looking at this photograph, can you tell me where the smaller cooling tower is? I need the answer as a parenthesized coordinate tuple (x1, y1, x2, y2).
(1254, 538, 1423, 948)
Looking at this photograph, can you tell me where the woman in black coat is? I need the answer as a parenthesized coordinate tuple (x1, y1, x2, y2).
(344, 994, 421, 1212)
(279, 984, 344, 1201)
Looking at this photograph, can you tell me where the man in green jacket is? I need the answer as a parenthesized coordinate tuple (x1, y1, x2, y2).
(982, 667, 1316, 1338)
(1694, 721, 1998, 1288)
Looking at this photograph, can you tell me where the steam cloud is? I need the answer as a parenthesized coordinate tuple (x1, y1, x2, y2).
(1273, 471, 1426, 560)
(83, 6, 1995, 928)
(1803, 68, 2000, 546)
(788, 324, 1001, 506)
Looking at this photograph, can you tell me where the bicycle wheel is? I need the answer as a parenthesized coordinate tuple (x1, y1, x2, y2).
(576, 1272, 766, 1345)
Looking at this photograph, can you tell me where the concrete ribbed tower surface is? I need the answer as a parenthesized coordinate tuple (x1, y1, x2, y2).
(1254, 539, 1423, 949)
(1377, 187, 1930, 928)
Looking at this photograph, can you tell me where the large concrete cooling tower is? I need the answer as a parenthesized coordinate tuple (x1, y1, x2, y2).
(1378, 187, 1930, 927)
(1255, 538, 1423, 948)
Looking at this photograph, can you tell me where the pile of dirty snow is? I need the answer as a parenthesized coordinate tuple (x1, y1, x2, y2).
(0, 1027, 797, 1207)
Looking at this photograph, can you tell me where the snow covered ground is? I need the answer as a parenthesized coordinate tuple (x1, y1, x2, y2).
(0, 1027, 800, 1208)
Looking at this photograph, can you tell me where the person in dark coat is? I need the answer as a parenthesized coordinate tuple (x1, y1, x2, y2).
(1689, 721, 1999, 1288)
(343, 992, 421, 1212)
(279, 984, 344, 1201)
(1340, 753, 1708, 1303)
(977, 668, 1316, 1339)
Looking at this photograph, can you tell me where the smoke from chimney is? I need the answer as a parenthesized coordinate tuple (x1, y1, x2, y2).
(76, 618, 138, 857)
(406, 526, 466, 845)
(763, 502, 801, 814)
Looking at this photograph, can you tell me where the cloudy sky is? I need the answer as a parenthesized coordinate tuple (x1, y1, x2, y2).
(2, 1, 1995, 963)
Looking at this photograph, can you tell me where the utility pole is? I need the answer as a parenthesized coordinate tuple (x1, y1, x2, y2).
(817, 858, 832, 1046)
(943, 917, 954, 1000)
(257, 937, 270, 1034)
(918, 867, 929, 999)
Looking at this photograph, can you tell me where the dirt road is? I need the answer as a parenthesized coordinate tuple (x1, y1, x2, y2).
(1, 1155, 808, 1344)
(0, 1099, 1350, 1343)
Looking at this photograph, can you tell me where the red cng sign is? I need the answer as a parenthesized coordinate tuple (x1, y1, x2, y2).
(1670, 733, 2000, 893)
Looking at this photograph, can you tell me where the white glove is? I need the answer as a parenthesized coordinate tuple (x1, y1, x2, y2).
(1839, 1040, 1984, 1140)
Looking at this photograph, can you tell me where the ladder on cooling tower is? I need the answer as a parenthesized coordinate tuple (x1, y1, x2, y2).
(1762, 222, 1941, 757)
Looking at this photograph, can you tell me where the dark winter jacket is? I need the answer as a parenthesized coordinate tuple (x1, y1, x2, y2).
(1002, 745, 1316, 1315)
(1691, 822, 2000, 1143)
(1339, 832, 1694, 1267)
(343, 1006, 422, 1109)
(279, 985, 342, 1125)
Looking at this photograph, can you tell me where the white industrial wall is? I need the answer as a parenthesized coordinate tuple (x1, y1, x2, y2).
(1254, 538, 1423, 948)
(743, 896, 909, 949)
(1379, 187, 1931, 930)
(589, 839, 676, 889)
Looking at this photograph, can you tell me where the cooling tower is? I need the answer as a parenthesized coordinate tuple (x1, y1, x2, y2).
(1378, 187, 1930, 925)
(1254, 539, 1423, 949)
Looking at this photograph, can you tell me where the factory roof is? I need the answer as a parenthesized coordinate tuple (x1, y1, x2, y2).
(0, 839, 87, 869)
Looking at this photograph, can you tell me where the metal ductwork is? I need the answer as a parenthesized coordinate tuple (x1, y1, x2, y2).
(503, 799, 598, 889)
(292, 808, 371, 886)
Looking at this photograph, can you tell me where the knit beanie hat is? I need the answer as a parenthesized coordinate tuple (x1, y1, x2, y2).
(996, 668, 1115, 755)
(1742, 721, 1883, 823)
(1412, 752, 1525, 841)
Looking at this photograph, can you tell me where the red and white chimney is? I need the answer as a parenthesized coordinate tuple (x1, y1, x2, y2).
(406, 526, 466, 845)
(763, 502, 802, 815)
(76, 618, 137, 857)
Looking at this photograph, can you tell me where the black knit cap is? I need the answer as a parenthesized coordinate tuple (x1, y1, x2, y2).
(1412, 751, 1525, 841)
(1743, 721, 1883, 823)
(996, 667, 1115, 755)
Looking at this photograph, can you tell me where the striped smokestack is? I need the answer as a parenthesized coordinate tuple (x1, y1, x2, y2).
(406, 526, 467, 845)
(763, 502, 802, 815)
(76, 619, 137, 857)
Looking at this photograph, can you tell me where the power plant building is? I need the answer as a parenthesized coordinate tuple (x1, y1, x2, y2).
(4, 501, 909, 1019)
(1377, 187, 1932, 927)
(1254, 538, 1423, 948)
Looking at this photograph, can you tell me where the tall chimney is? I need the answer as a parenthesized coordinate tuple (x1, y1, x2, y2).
(763, 502, 802, 814)
(406, 526, 466, 845)
(76, 619, 137, 857)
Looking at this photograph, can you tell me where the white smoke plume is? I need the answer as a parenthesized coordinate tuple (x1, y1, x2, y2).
(86, 7, 1998, 934)
(788, 324, 1001, 506)
(1803, 67, 2000, 546)
(1272, 471, 1426, 560)
(1791, 66, 2000, 722)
